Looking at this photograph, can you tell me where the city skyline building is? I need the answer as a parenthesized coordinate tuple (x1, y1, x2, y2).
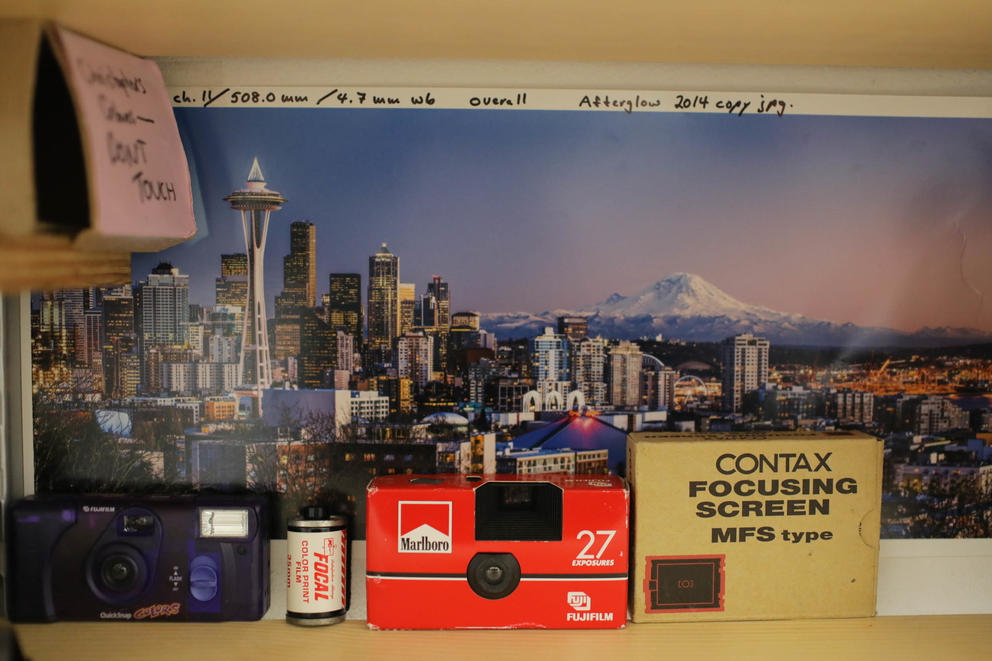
(38, 294, 69, 357)
(427, 275, 450, 374)
(396, 330, 434, 389)
(607, 340, 642, 408)
(835, 390, 874, 423)
(215, 253, 248, 309)
(914, 395, 969, 435)
(398, 282, 416, 335)
(298, 309, 337, 389)
(531, 326, 569, 384)
(721, 333, 770, 413)
(135, 263, 190, 349)
(223, 158, 287, 404)
(82, 307, 103, 367)
(135, 263, 190, 392)
(101, 292, 134, 348)
(641, 365, 678, 410)
(368, 243, 399, 364)
(557, 316, 588, 343)
(287, 221, 317, 309)
(273, 222, 316, 360)
(573, 336, 607, 408)
(451, 311, 481, 331)
(427, 275, 450, 329)
(326, 273, 363, 342)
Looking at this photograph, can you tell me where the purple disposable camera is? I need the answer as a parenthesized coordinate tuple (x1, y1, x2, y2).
(6, 494, 270, 622)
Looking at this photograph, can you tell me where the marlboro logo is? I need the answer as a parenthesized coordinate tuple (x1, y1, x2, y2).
(398, 501, 452, 553)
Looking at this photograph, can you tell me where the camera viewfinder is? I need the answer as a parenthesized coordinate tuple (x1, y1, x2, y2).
(122, 513, 155, 535)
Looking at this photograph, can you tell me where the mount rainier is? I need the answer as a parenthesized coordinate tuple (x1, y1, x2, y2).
(479, 273, 991, 347)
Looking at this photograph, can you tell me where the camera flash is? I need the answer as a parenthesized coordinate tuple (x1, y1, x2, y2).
(199, 509, 250, 538)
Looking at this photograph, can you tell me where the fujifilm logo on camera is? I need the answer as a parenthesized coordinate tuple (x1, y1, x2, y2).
(398, 501, 452, 554)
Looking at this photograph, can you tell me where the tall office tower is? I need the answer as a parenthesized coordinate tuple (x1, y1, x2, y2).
(368, 243, 399, 362)
(418, 291, 438, 329)
(720, 333, 770, 413)
(103, 334, 140, 400)
(82, 307, 103, 366)
(395, 331, 434, 389)
(272, 320, 301, 361)
(83, 307, 105, 393)
(286, 221, 316, 308)
(451, 311, 481, 331)
(427, 275, 450, 329)
(558, 316, 588, 397)
(101, 293, 134, 345)
(38, 294, 70, 356)
(398, 282, 416, 335)
(531, 327, 569, 383)
(215, 253, 248, 314)
(54, 289, 86, 360)
(573, 337, 608, 408)
(135, 263, 190, 348)
(327, 273, 362, 340)
(96, 286, 132, 395)
(273, 222, 316, 359)
(607, 341, 642, 409)
(298, 309, 337, 389)
(81, 287, 101, 312)
(468, 357, 497, 406)
(426, 275, 450, 373)
(134, 263, 190, 391)
(224, 158, 286, 398)
(374, 376, 414, 415)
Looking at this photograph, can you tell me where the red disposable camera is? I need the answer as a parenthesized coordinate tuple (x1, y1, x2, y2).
(365, 474, 629, 629)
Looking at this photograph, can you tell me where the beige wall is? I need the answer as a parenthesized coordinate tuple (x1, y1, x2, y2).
(2, 0, 991, 68)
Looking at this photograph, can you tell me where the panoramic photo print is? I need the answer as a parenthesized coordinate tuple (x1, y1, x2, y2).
(30, 101, 992, 537)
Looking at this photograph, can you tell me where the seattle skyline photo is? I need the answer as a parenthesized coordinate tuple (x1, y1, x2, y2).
(139, 107, 992, 339)
(32, 103, 992, 539)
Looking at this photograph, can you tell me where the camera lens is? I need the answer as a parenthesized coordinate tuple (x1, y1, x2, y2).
(484, 566, 504, 584)
(467, 553, 520, 600)
(88, 544, 148, 603)
(101, 554, 139, 591)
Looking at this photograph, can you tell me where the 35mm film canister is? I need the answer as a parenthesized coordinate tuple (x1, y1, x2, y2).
(287, 508, 348, 626)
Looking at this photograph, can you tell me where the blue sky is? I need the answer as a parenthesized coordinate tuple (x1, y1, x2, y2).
(133, 107, 992, 332)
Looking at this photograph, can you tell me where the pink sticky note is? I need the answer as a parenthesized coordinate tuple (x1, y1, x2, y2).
(52, 26, 195, 251)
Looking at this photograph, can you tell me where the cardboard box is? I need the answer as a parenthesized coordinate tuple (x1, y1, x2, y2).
(366, 474, 628, 629)
(628, 431, 881, 622)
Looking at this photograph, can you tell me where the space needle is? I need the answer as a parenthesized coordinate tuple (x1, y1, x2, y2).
(224, 158, 286, 412)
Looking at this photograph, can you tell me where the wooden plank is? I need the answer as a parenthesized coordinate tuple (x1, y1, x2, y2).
(13, 615, 992, 661)
(0, 234, 130, 291)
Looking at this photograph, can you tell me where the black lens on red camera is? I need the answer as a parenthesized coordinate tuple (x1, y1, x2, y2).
(467, 553, 520, 600)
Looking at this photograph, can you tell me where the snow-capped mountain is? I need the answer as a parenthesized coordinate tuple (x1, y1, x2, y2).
(577, 273, 798, 321)
(480, 272, 992, 347)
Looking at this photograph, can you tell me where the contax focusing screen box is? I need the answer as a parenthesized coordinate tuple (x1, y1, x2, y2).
(628, 431, 882, 622)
